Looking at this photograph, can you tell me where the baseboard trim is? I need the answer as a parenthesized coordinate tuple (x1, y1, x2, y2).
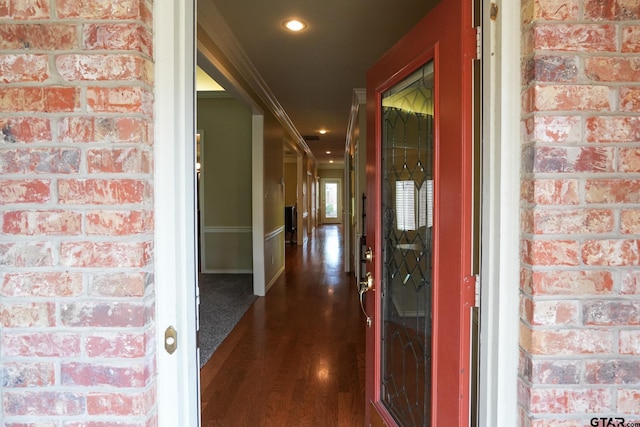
(202, 269, 253, 274)
(265, 264, 284, 294)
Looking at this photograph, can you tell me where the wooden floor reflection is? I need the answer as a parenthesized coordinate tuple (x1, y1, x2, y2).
(200, 224, 366, 426)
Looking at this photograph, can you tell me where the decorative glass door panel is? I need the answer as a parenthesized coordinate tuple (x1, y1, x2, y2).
(381, 63, 434, 426)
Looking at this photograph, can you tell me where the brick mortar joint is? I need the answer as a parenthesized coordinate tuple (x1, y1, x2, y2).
(0, 142, 154, 150)
(52, 50, 154, 62)
(521, 204, 626, 209)
(530, 50, 640, 58)
(521, 111, 640, 121)
(521, 347, 640, 358)
(0, 268, 155, 278)
(0, 77, 154, 87)
(528, 82, 640, 88)
(0, 47, 153, 55)
(525, 233, 640, 242)
(0, 233, 155, 241)
(529, 19, 640, 25)
(520, 233, 640, 240)
(522, 173, 640, 180)
(519, 386, 640, 397)
(521, 263, 640, 271)
(522, 110, 639, 121)
(0, 18, 151, 26)
(519, 292, 640, 302)
(521, 321, 640, 331)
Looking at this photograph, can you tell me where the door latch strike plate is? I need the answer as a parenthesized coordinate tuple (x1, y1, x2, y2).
(463, 275, 479, 308)
(164, 326, 177, 354)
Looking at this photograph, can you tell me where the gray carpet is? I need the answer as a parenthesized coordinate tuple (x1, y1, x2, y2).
(198, 273, 257, 368)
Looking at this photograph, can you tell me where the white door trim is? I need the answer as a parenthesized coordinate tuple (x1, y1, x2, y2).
(296, 154, 305, 245)
(343, 157, 351, 272)
(478, 0, 520, 426)
(252, 115, 266, 296)
(154, 0, 200, 426)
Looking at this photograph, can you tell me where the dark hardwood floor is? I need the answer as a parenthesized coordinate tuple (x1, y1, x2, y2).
(200, 224, 366, 426)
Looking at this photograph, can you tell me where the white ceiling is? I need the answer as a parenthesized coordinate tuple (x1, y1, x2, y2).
(200, 0, 440, 165)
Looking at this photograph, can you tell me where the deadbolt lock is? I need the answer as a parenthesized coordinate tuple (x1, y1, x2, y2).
(364, 247, 373, 263)
(164, 326, 177, 355)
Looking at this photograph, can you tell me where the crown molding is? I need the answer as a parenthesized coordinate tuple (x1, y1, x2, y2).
(354, 88, 366, 105)
(196, 2, 315, 162)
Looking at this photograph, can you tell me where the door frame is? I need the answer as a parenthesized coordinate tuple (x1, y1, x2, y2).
(477, 0, 521, 425)
(154, 0, 200, 426)
(153, 0, 521, 425)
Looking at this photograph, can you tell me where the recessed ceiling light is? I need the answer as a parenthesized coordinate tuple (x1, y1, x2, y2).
(329, 160, 334, 164)
(326, 151, 331, 154)
(283, 19, 306, 32)
(319, 129, 327, 134)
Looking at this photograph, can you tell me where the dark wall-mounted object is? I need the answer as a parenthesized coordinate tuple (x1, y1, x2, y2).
(285, 206, 297, 244)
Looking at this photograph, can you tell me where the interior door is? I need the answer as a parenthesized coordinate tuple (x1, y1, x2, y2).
(364, 0, 475, 425)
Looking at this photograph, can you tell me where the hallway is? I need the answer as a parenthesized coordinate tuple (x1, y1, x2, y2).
(200, 225, 366, 426)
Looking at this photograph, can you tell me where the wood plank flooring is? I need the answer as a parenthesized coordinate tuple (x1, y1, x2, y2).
(200, 225, 366, 426)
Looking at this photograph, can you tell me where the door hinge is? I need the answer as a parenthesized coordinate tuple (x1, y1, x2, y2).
(475, 26, 482, 60)
(463, 274, 481, 308)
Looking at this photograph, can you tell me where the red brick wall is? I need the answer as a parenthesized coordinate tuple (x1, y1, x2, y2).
(0, 1, 157, 425)
(520, 0, 640, 425)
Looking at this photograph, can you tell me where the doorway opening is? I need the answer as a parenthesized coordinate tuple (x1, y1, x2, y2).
(155, 0, 527, 425)
(324, 181, 338, 220)
(320, 178, 342, 224)
(165, 1, 484, 426)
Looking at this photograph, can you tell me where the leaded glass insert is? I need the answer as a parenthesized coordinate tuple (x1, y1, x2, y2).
(380, 61, 434, 426)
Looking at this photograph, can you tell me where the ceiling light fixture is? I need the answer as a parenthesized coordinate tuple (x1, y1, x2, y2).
(283, 19, 306, 32)
(326, 151, 331, 154)
(319, 129, 327, 134)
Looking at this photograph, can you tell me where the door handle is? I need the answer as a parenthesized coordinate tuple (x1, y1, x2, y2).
(359, 272, 373, 327)
(359, 272, 373, 293)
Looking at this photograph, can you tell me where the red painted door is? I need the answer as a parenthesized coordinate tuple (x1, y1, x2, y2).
(364, 0, 475, 425)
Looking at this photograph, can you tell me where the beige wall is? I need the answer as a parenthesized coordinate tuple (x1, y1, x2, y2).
(197, 16, 313, 290)
(284, 154, 318, 244)
(284, 161, 297, 206)
(262, 114, 287, 286)
(263, 115, 285, 233)
(197, 95, 253, 272)
(300, 155, 310, 239)
(318, 168, 344, 180)
(196, 94, 289, 286)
